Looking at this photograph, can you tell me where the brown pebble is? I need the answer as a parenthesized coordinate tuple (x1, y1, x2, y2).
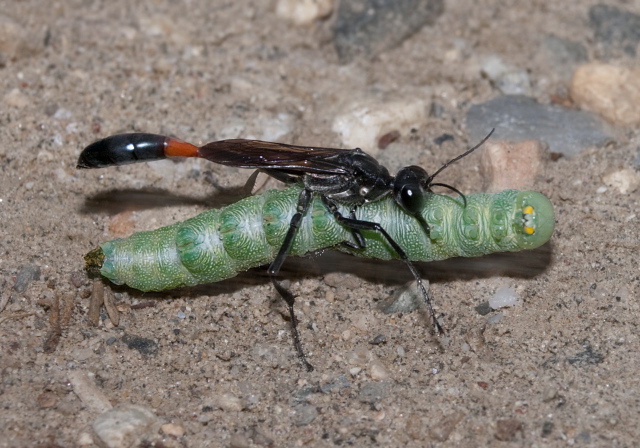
(429, 411, 465, 442)
(495, 418, 523, 441)
(88, 280, 104, 327)
(378, 130, 401, 149)
(229, 433, 252, 448)
(37, 391, 57, 408)
(161, 423, 185, 437)
(103, 287, 120, 327)
(323, 272, 361, 289)
(3, 88, 30, 108)
(108, 210, 135, 237)
(69, 271, 85, 288)
(0, 15, 42, 60)
(404, 413, 423, 440)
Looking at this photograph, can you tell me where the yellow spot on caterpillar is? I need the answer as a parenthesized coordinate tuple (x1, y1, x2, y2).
(523, 205, 535, 234)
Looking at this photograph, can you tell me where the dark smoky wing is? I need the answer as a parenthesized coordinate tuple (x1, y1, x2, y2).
(198, 139, 351, 174)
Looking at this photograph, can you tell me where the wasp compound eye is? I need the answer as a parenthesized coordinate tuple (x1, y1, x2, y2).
(393, 165, 429, 215)
(398, 185, 425, 214)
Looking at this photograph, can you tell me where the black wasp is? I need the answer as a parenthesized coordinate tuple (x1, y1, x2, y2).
(78, 130, 493, 371)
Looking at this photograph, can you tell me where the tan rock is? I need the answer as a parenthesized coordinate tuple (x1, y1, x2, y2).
(480, 140, 546, 192)
(570, 63, 640, 126)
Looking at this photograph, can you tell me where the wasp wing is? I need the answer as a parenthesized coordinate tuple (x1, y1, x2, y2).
(198, 139, 352, 174)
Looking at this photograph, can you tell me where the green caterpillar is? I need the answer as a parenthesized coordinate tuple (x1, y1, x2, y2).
(86, 186, 554, 291)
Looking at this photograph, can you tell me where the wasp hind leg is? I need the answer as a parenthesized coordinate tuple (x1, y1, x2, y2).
(321, 197, 444, 336)
(337, 206, 366, 250)
(267, 188, 315, 372)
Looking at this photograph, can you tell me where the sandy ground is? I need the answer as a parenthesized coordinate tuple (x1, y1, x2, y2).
(1, 0, 638, 447)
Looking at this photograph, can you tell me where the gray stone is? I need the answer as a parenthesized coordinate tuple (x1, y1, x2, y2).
(293, 405, 318, 426)
(541, 420, 554, 438)
(121, 334, 158, 355)
(13, 264, 40, 292)
(92, 403, 160, 448)
(475, 301, 492, 316)
(589, 4, 640, 58)
(333, 0, 444, 63)
(466, 95, 614, 157)
(567, 345, 604, 366)
(480, 55, 532, 96)
(377, 281, 424, 314)
(320, 375, 350, 393)
(543, 35, 588, 80)
(357, 382, 390, 404)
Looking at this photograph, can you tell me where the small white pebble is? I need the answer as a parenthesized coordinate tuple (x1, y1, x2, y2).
(369, 360, 391, 381)
(161, 423, 185, 437)
(218, 393, 243, 412)
(489, 286, 518, 309)
(602, 169, 640, 194)
(3, 88, 30, 108)
(354, 315, 375, 331)
(276, 0, 333, 25)
(346, 347, 370, 365)
(68, 370, 112, 414)
(325, 289, 335, 302)
(374, 410, 386, 421)
(332, 98, 426, 156)
(93, 404, 159, 448)
(77, 432, 93, 446)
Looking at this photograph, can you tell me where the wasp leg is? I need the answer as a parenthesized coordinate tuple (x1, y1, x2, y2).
(240, 169, 262, 196)
(267, 188, 315, 372)
(242, 169, 300, 196)
(241, 169, 301, 196)
(321, 197, 444, 335)
(339, 208, 366, 250)
(204, 170, 261, 199)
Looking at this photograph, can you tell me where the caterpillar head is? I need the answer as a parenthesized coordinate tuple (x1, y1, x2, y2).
(513, 191, 555, 249)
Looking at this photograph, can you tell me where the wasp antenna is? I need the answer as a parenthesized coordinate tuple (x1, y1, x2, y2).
(428, 128, 495, 182)
(429, 182, 468, 208)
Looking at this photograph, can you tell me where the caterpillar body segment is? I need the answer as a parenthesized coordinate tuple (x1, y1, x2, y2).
(87, 187, 554, 292)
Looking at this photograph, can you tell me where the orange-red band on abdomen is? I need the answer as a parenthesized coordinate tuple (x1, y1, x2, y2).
(164, 137, 200, 158)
